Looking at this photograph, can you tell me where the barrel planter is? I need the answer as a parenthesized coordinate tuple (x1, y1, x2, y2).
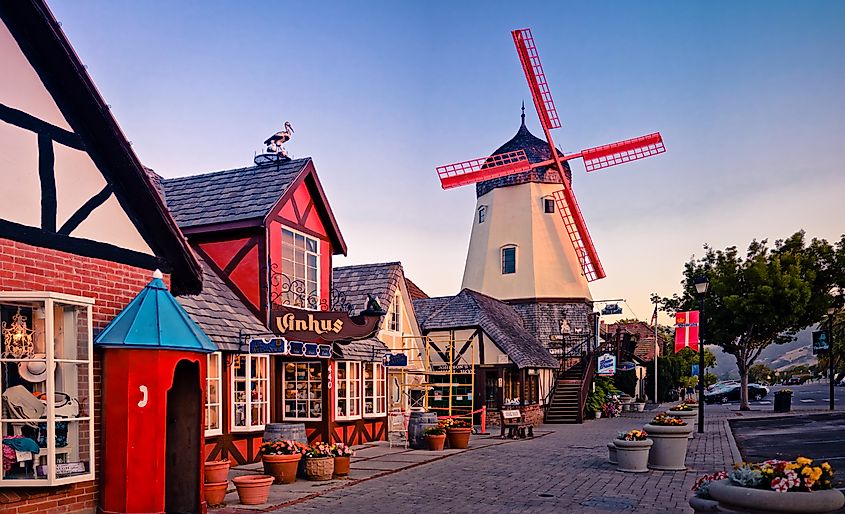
(204, 481, 228, 508)
(233, 475, 274, 505)
(426, 433, 446, 451)
(607, 442, 617, 464)
(666, 409, 697, 439)
(305, 456, 334, 481)
(204, 460, 231, 483)
(644, 423, 692, 471)
(263, 422, 308, 444)
(446, 428, 471, 449)
(688, 496, 720, 513)
(333, 456, 350, 477)
(408, 412, 439, 449)
(613, 438, 652, 473)
(709, 480, 845, 513)
(262, 453, 301, 484)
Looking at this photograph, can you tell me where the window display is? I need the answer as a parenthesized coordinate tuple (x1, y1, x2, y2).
(205, 352, 222, 436)
(231, 355, 269, 431)
(363, 362, 386, 417)
(335, 361, 361, 420)
(283, 361, 322, 420)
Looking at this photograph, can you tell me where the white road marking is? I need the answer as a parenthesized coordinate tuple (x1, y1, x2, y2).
(799, 399, 816, 403)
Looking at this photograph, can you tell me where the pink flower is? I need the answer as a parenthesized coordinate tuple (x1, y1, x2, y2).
(784, 470, 800, 489)
(770, 477, 789, 493)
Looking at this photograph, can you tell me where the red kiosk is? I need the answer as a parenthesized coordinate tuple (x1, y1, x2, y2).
(95, 271, 217, 514)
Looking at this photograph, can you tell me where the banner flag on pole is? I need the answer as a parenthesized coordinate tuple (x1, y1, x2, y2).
(651, 304, 658, 328)
(674, 310, 699, 352)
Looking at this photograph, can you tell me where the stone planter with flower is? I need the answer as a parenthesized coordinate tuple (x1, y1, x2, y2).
(689, 471, 727, 513)
(708, 458, 844, 513)
(644, 413, 693, 471)
(260, 440, 306, 484)
(613, 429, 652, 473)
(439, 418, 472, 449)
(666, 403, 697, 438)
(332, 442, 354, 477)
(304, 442, 335, 481)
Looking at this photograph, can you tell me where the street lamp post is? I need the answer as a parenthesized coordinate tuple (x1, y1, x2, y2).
(694, 276, 710, 434)
(828, 307, 836, 411)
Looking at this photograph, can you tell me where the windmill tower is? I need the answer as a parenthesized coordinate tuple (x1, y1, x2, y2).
(436, 28, 666, 357)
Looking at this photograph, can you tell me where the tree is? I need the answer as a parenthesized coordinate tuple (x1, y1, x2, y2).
(748, 363, 774, 385)
(657, 232, 838, 410)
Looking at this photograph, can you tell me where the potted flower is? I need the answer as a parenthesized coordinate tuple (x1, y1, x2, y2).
(423, 425, 446, 451)
(644, 413, 692, 471)
(204, 458, 231, 483)
(689, 471, 727, 513)
(633, 396, 647, 412)
(259, 440, 305, 484)
(304, 442, 335, 481)
(774, 389, 793, 413)
(613, 429, 652, 473)
(232, 474, 274, 505)
(667, 402, 697, 438)
(708, 458, 844, 513)
(439, 418, 472, 449)
(332, 443, 354, 477)
(601, 398, 621, 418)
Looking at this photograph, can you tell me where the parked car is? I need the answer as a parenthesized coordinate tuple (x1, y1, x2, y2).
(704, 383, 769, 403)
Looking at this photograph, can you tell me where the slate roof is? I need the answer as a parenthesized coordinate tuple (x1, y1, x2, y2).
(332, 262, 404, 314)
(413, 289, 558, 369)
(161, 158, 310, 229)
(333, 337, 389, 361)
(177, 255, 268, 351)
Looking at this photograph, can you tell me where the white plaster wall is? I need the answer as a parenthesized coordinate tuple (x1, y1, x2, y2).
(461, 182, 592, 301)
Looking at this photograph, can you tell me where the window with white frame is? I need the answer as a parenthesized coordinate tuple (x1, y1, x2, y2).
(388, 295, 401, 333)
(502, 245, 517, 274)
(231, 355, 269, 431)
(363, 362, 386, 417)
(478, 205, 488, 223)
(281, 227, 321, 309)
(205, 352, 222, 436)
(335, 361, 361, 420)
(282, 361, 323, 421)
(0, 293, 94, 487)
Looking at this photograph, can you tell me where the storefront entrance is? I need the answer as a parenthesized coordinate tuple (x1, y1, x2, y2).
(165, 360, 202, 514)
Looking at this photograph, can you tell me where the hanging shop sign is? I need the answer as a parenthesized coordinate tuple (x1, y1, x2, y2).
(617, 361, 637, 372)
(597, 353, 616, 375)
(674, 311, 700, 353)
(812, 330, 830, 355)
(382, 353, 408, 367)
(248, 337, 332, 358)
(271, 303, 385, 343)
(601, 303, 623, 316)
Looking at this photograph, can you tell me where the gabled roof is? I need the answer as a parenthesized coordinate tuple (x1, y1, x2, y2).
(413, 289, 558, 369)
(0, 0, 202, 294)
(95, 273, 216, 353)
(404, 277, 429, 301)
(177, 255, 267, 352)
(332, 262, 404, 314)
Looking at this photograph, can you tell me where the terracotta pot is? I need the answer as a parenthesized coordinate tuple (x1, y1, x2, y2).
(613, 438, 652, 473)
(688, 495, 720, 513)
(446, 427, 471, 449)
(262, 453, 302, 484)
(708, 480, 845, 513)
(204, 460, 231, 484)
(643, 423, 692, 471)
(232, 474, 274, 505)
(204, 481, 228, 508)
(305, 456, 334, 481)
(333, 456, 350, 477)
(426, 433, 446, 451)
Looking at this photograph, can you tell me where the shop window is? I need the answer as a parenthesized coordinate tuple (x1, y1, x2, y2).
(231, 355, 269, 432)
(503, 368, 521, 405)
(283, 362, 322, 421)
(544, 197, 555, 214)
(478, 205, 487, 223)
(525, 372, 539, 404)
(363, 362, 386, 417)
(0, 293, 94, 487)
(335, 361, 361, 420)
(388, 295, 401, 333)
(205, 352, 222, 436)
(501, 245, 517, 274)
(281, 227, 321, 309)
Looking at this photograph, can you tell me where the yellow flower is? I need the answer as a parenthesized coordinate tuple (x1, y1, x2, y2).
(796, 457, 813, 466)
(822, 462, 831, 471)
(802, 467, 813, 476)
(785, 463, 799, 471)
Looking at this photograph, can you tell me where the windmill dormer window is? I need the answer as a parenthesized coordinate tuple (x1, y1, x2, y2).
(478, 206, 488, 224)
(501, 246, 517, 274)
(543, 198, 555, 214)
(281, 227, 321, 309)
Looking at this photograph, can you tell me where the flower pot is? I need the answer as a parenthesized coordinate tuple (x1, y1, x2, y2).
(709, 480, 845, 513)
(607, 442, 617, 464)
(633, 402, 645, 412)
(643, 423, 692, 471)
(262, 453, 301, 484)
(594, 411, 602, 419)
(613, 438, 652, 473)
(204, 459, 231, 484)
(688, 495, 720, 513)
(667, 409, 697, 439)
(305, 456, 334, 481)
(446, 427, 471, 449)
(204, 481, 228, 508)
(232, 474, 274, 505)
(426, 434, 446, 451)
(333, 455, 350, 477)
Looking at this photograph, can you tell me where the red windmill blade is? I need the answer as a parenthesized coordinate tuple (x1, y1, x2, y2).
(437, 150, 530, 190)
(512, 28, 561, 131)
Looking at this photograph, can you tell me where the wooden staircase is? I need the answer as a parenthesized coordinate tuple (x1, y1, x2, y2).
(545, 360, 587, 424)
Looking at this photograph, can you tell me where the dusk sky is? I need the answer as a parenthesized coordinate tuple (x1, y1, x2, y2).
(50, 1, 845, 323)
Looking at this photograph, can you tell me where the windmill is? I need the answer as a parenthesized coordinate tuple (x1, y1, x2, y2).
(437, 28, 666, 282)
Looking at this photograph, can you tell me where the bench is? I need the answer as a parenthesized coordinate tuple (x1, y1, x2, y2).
(499, 409, 533, 439)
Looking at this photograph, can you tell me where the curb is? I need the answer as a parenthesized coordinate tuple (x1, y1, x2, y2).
(723, 419, 742, 465)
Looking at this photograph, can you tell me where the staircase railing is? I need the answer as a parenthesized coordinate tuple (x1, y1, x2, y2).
(576, 350, 595, 423)
(543, 334, 595, 422)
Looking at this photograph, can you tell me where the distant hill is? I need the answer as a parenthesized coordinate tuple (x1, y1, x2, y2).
(708, 326, 818, 380)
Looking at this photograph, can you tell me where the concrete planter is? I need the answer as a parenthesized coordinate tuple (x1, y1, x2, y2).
(633, 402, 646, 412)
(613, 438, 652, 473)
(666, 409, 697, 438)
(607, 442, 617, 464)
(643, 423, 692, 470)
(688, 495, 719, 513)
(709, 480, 845, 513)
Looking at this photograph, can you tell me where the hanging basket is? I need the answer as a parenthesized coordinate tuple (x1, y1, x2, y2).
(305, 456, 334, 481)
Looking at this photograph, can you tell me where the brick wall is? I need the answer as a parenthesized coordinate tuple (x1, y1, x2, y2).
(0, 237, 168, 513)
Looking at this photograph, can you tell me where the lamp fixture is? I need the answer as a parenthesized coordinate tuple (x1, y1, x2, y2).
(2, 308, 35, 359)
(694, 276, 710, 296)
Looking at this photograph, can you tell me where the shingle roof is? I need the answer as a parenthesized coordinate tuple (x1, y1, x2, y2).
(413, 289, 558, 369)
(332, 262, 403, 314)
(177, 255, 268, 351)
(161, 158, 310, 228)
(404, 277, 429, 301)
(333, 337, 389, 361)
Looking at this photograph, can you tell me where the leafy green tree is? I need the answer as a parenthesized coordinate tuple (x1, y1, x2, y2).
(748, 363, 774, 385)
(657, 232, 839, 410)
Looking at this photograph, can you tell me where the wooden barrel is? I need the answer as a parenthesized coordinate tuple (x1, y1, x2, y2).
(408, 412, 439, 449)
(262, 423, 307, 446)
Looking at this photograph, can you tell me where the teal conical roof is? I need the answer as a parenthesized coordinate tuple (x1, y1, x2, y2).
(95, 271, 217, 353)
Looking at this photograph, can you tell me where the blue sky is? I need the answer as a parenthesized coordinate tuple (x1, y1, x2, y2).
(50, 1, 845, 321)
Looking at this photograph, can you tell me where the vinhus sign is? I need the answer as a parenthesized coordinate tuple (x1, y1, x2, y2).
(270, 298, 386, 343)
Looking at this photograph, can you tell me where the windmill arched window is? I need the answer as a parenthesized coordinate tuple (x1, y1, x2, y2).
(501, 245, 517, 274)
(478, 205, 488, 224)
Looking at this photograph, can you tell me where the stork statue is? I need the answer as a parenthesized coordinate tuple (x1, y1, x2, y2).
(264, 121, 294, 158)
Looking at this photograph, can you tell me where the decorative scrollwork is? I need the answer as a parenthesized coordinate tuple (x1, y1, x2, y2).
(269, 264, 355, 315)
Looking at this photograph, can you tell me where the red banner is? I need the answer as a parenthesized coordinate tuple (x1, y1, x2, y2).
(674, 311, 699, 352)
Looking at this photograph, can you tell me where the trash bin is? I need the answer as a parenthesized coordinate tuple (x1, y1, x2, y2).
(773, 391, 792, 412)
